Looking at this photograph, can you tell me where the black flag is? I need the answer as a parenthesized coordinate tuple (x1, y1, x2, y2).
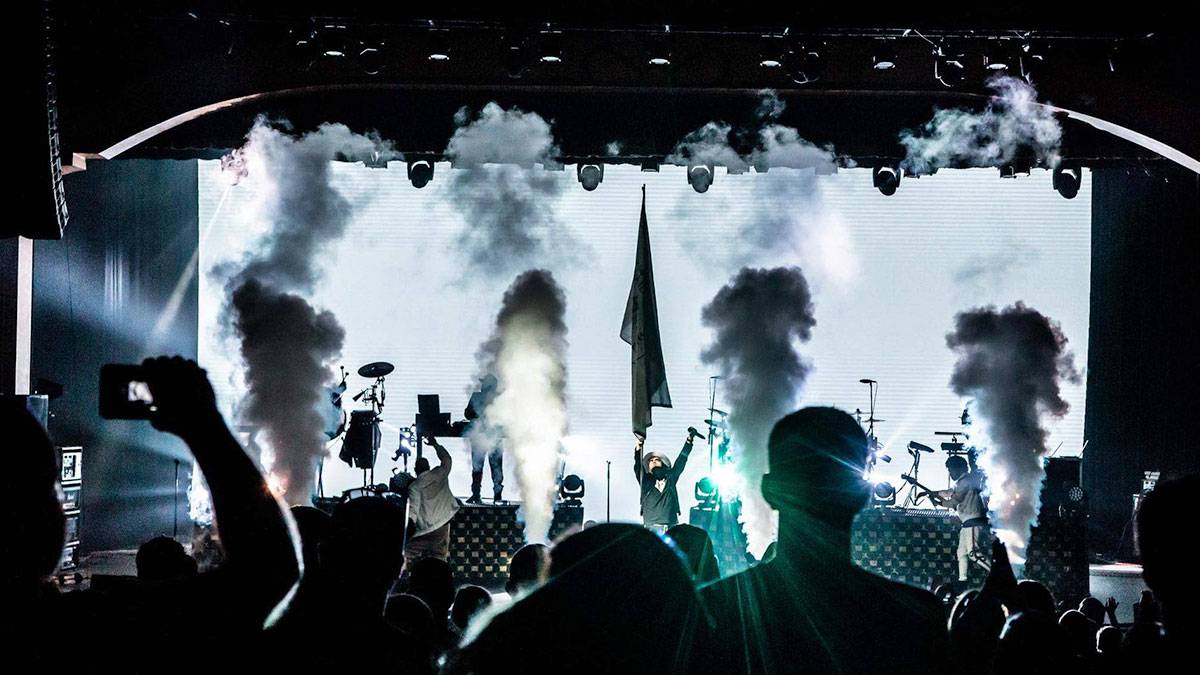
(621, 186, 672, 434)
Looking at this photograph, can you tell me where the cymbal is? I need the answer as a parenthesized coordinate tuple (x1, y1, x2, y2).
(709, 408, 728, 417)
(704, 419, 728, 428)
(357, 361, 395, 378)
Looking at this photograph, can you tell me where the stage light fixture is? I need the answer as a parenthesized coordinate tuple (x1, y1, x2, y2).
(872, 481, 897, 506)
(758, 35, 785, 68)
(872, 39, 898, 70)
(503, 37, 531, 79)
(358, 46, 384, 75)
(647, 26, 672, 66)
(577, 163, 604, 191)
(538, 30, 564, 64)
(407, 159, 435, 188)
(999, 162, 1032, 179)
(872, 165, 902, 196)
(933, 42, 966, 88)
(984, 40, 1013, 72)
(695, 476, 720, 508)
(687, 165, 714, 193)
(559, 474, 585, 505)
(1052, 165, 1082, 199)
(427, 29, 451, 62)
(783, 44, 823, 84)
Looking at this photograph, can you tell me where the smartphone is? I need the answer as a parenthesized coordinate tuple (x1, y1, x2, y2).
(99, 364, 156, 420)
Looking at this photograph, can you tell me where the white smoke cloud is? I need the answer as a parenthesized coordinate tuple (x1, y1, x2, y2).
(216, 120, 395, 505)
(701, 266, 817, 555)
(666, 92, 855, 285)
(946, 302, 1080, 554)
(900, 75, 1063, 175)
(473, 270, 569, 542)
(444, 103, 579, 279)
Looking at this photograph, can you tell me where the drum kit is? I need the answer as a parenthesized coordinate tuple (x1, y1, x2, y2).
(323, 360, 396, 489)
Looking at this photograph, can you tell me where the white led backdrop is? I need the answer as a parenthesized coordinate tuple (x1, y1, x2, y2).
(198, 162, 1091, 525)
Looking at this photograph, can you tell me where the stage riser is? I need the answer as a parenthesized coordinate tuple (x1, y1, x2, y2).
(853, 508, 1088, 606)
(448, 503, 584, 590)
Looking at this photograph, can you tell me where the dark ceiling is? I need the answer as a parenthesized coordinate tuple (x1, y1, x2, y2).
(45, 2, 1198, 167)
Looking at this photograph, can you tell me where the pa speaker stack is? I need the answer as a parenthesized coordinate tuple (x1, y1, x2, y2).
(12, 1, 68, 240)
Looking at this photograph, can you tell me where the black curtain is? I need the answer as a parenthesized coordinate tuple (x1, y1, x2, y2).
(32, 159, 199, 553)
(1084, 165, 1200, 558)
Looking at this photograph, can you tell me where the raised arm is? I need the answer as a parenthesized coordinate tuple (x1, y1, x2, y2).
(425, 435, 453, 475)
(634, 433, 645, 481)
(143, 357, 300, 620)
(673, 431, 698, 478)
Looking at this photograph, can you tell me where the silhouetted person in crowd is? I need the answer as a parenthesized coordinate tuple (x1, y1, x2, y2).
(450, 585, 493, 641)
(1058, 608, 1098, 666)
(3, 357, 300, 671)
(1136, 474, 1197, 650)
(136, 535, 198, 582)
(1079, 595, 1106, 626)
(701, 407, 949, 674)
(1015, 579, 1057, 617)
(505, 543, 549, 596)
(667, 523, 720, 584)
(994, 610, 1073, 675)
(385, 592, 437, 647)
(289, 505, 331, 574)
(634, 428, 700, 533)
(405, 435, 460, 566)
(444, 524, 712, 673)
(402, 556, 455, 648)
(270, 495, 432, 673)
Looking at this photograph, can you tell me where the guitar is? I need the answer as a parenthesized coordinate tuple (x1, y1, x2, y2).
(900, 474, 946, 505)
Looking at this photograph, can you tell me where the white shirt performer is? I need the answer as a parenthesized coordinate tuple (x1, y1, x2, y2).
(404, 435, 461, 566)
(932, 455, 989, 582)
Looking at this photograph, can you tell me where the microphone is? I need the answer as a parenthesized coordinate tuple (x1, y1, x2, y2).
(859, 378, 877, 384)
(687, 426, 706, 439)
(908, 441, 934, 453)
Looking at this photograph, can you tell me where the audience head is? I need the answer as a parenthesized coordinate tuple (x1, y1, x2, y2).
(945, 456, 969, 481)
(1078, 596, 1105, 625)
(1057, 609, 1097, 658)
(454, 524, 707, 673)
(666, 524, 720, 584)
(1016, 579, 1057, 617)
(451, 585, 494, 631)
(1096, 625, 1121, 656)
(289, 505, 331, 574)
(407, 556, 455, 619)
(320, 496, 406, 591)
(3, 405, 66, 585)
(1137, 474, 1198, 626)
(505, 543, 549, 595)
(761, 407, 870, 531)
(136, 536, 198, 582)
(414, 457, 431, 475)
(384, 592, 436, 644)
(996, 611, 1068, 675)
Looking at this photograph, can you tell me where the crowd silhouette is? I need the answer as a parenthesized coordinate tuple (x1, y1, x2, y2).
(3, 357, 1191, 673)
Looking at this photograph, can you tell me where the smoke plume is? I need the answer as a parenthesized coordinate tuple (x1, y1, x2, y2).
(900, 76, 1062, 175)
(219, 120, 394, 504)
(667, 91, 855, 284)
(701, 267, 817, 555)
(444, 103, 576, 279)
(946, 303, 1079, 553)
(473, 270, 570, 542)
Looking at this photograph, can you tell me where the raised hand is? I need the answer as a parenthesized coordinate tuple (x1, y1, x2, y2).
(141, 356, 219, 439)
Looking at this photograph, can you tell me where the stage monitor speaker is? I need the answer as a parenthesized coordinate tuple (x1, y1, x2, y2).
(12, 2, 68, 240)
